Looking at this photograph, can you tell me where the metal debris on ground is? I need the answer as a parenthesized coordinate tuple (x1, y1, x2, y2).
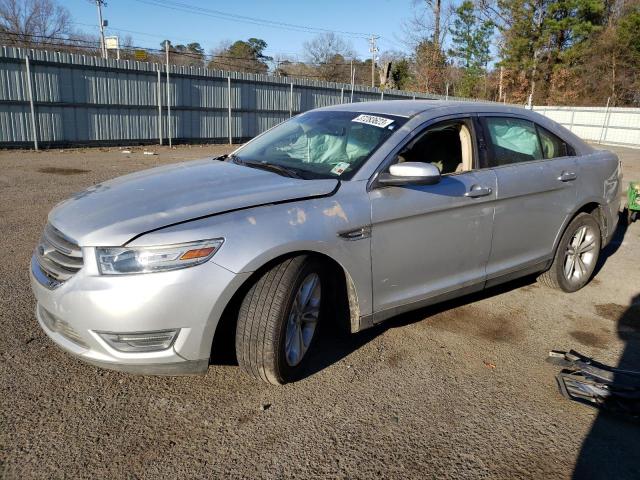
(548, 350, 640, 417)
(143, 151, 157, 155)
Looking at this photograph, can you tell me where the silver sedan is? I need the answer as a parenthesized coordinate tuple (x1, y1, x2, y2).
(30, 101, 621, 384)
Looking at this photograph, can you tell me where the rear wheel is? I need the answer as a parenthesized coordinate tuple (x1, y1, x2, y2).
(538, 213, 601, 292)
(235, 256, 324, 385)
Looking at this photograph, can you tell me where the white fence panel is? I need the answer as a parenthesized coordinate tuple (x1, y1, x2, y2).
(534, 106, 640, 148)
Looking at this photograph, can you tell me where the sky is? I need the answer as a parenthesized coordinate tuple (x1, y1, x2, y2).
(64, 0, 423, 61)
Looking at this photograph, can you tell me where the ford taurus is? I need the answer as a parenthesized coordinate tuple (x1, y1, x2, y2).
(30, 101, 621, 384)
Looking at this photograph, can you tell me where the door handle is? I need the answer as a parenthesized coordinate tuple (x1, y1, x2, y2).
(464, 185, 493, 198)
(558, 171, 577, 182)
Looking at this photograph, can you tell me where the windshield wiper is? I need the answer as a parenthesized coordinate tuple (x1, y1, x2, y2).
(214, 153, 238, 162)
(234, 158, 305, 179)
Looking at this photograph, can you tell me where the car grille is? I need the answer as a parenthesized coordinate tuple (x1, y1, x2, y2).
(34, 223, 83, 287)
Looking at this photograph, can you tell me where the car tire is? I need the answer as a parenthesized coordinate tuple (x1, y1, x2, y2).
(538, 213, 601, 292)
(235, 255, 325, 385)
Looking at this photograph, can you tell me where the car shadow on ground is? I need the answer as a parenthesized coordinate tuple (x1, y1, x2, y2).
(571, 294, 640, 479)
(301, 212, 632, 382)
(593, 211, 628, 277)
(209, 271, 541, 374)
(298, 273, 539, 381)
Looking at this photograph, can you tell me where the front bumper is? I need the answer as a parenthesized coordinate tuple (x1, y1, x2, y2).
(30, 253, 251, 375)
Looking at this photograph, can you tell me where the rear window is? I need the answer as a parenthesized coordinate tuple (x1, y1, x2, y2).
(485, 117, 542, 166)
(537, 126, 573, 159)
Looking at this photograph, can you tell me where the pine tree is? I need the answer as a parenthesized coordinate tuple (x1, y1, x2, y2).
(449, 1, 493, 69)
(448, 1, 494, 97)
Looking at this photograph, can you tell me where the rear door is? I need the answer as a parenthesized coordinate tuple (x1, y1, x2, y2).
(478, 115, 578, 284)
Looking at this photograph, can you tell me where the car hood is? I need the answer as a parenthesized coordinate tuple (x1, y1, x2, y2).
(48, 159, 339, 246)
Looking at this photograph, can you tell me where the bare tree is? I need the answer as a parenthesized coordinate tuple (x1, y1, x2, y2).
(0, 0, 71, 47)
(303, 32, 355, 82)
(400, 0, 454, 94)
(304, 32, 355, 64)
(403, 0, 450, 49)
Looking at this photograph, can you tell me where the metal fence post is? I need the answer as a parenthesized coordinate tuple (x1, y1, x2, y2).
(350, 67, 355, 103)
(598, 97, 611, 144)
(381, 90, 384, 100)
(157, 68, 162, 145)
(340, 87, 344, 104)
(165, 45, 172, 148)
(602, 108, 612, 145)
(24, 56, 38, 150)
(569, 109, 575, 133)
(289, 82, 293, 118)
(227, 77, 232, 145)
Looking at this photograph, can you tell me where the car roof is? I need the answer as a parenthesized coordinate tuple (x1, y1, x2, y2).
(315, 99, 531, 118)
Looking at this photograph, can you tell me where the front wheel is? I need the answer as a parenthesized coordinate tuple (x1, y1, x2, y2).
(235, 256, 324, 385)
(538, 213, 601, 292)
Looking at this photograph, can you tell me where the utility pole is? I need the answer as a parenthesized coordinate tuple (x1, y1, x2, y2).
(95, 0, 107, 59)
(368, 35, 379, 88)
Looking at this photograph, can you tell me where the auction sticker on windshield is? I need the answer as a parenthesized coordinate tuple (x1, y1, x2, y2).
(352, 114, 394, 128)
(330, 162, 351, 176)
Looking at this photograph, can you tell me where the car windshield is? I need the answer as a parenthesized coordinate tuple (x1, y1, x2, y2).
(232, 111, 406, 180)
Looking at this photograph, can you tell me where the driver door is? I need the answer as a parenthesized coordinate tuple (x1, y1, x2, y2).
(369, 117, 497, 322)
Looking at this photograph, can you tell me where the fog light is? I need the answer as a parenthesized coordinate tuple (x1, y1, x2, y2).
(38, 304, 88, 348)
(97, 329, 179, 352)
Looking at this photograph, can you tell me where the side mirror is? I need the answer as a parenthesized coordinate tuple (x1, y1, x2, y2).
(377, 162, 441, 186)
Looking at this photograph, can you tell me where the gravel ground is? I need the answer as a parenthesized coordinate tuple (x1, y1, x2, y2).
(1, 143, 639, 479)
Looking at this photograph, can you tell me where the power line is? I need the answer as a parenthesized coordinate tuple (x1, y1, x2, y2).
(71, 21, 196, 45)
(1, 31, 377, 68)
(131, 0, 373, 39)
(70, 21, 392, 67)
(0, 32, 377, 80)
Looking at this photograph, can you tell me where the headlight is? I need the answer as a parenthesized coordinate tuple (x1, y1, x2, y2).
(96, 239, 224, 275)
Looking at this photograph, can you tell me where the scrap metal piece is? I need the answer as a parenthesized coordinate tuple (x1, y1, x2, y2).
(548, 350, 640, 417)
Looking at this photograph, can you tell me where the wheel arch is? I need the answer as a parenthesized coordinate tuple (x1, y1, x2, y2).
(550, 200, 605, 264)
(209, 249, 361, 364)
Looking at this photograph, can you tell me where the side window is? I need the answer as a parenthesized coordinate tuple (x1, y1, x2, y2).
(484, 117, 542, 167)
(396, 120, 474, 175)
(536, 125, 573, 159)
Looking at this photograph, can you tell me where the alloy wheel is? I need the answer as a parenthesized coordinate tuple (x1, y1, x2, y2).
(563, 225, 598, 283)
(284, 273, 321, 366)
